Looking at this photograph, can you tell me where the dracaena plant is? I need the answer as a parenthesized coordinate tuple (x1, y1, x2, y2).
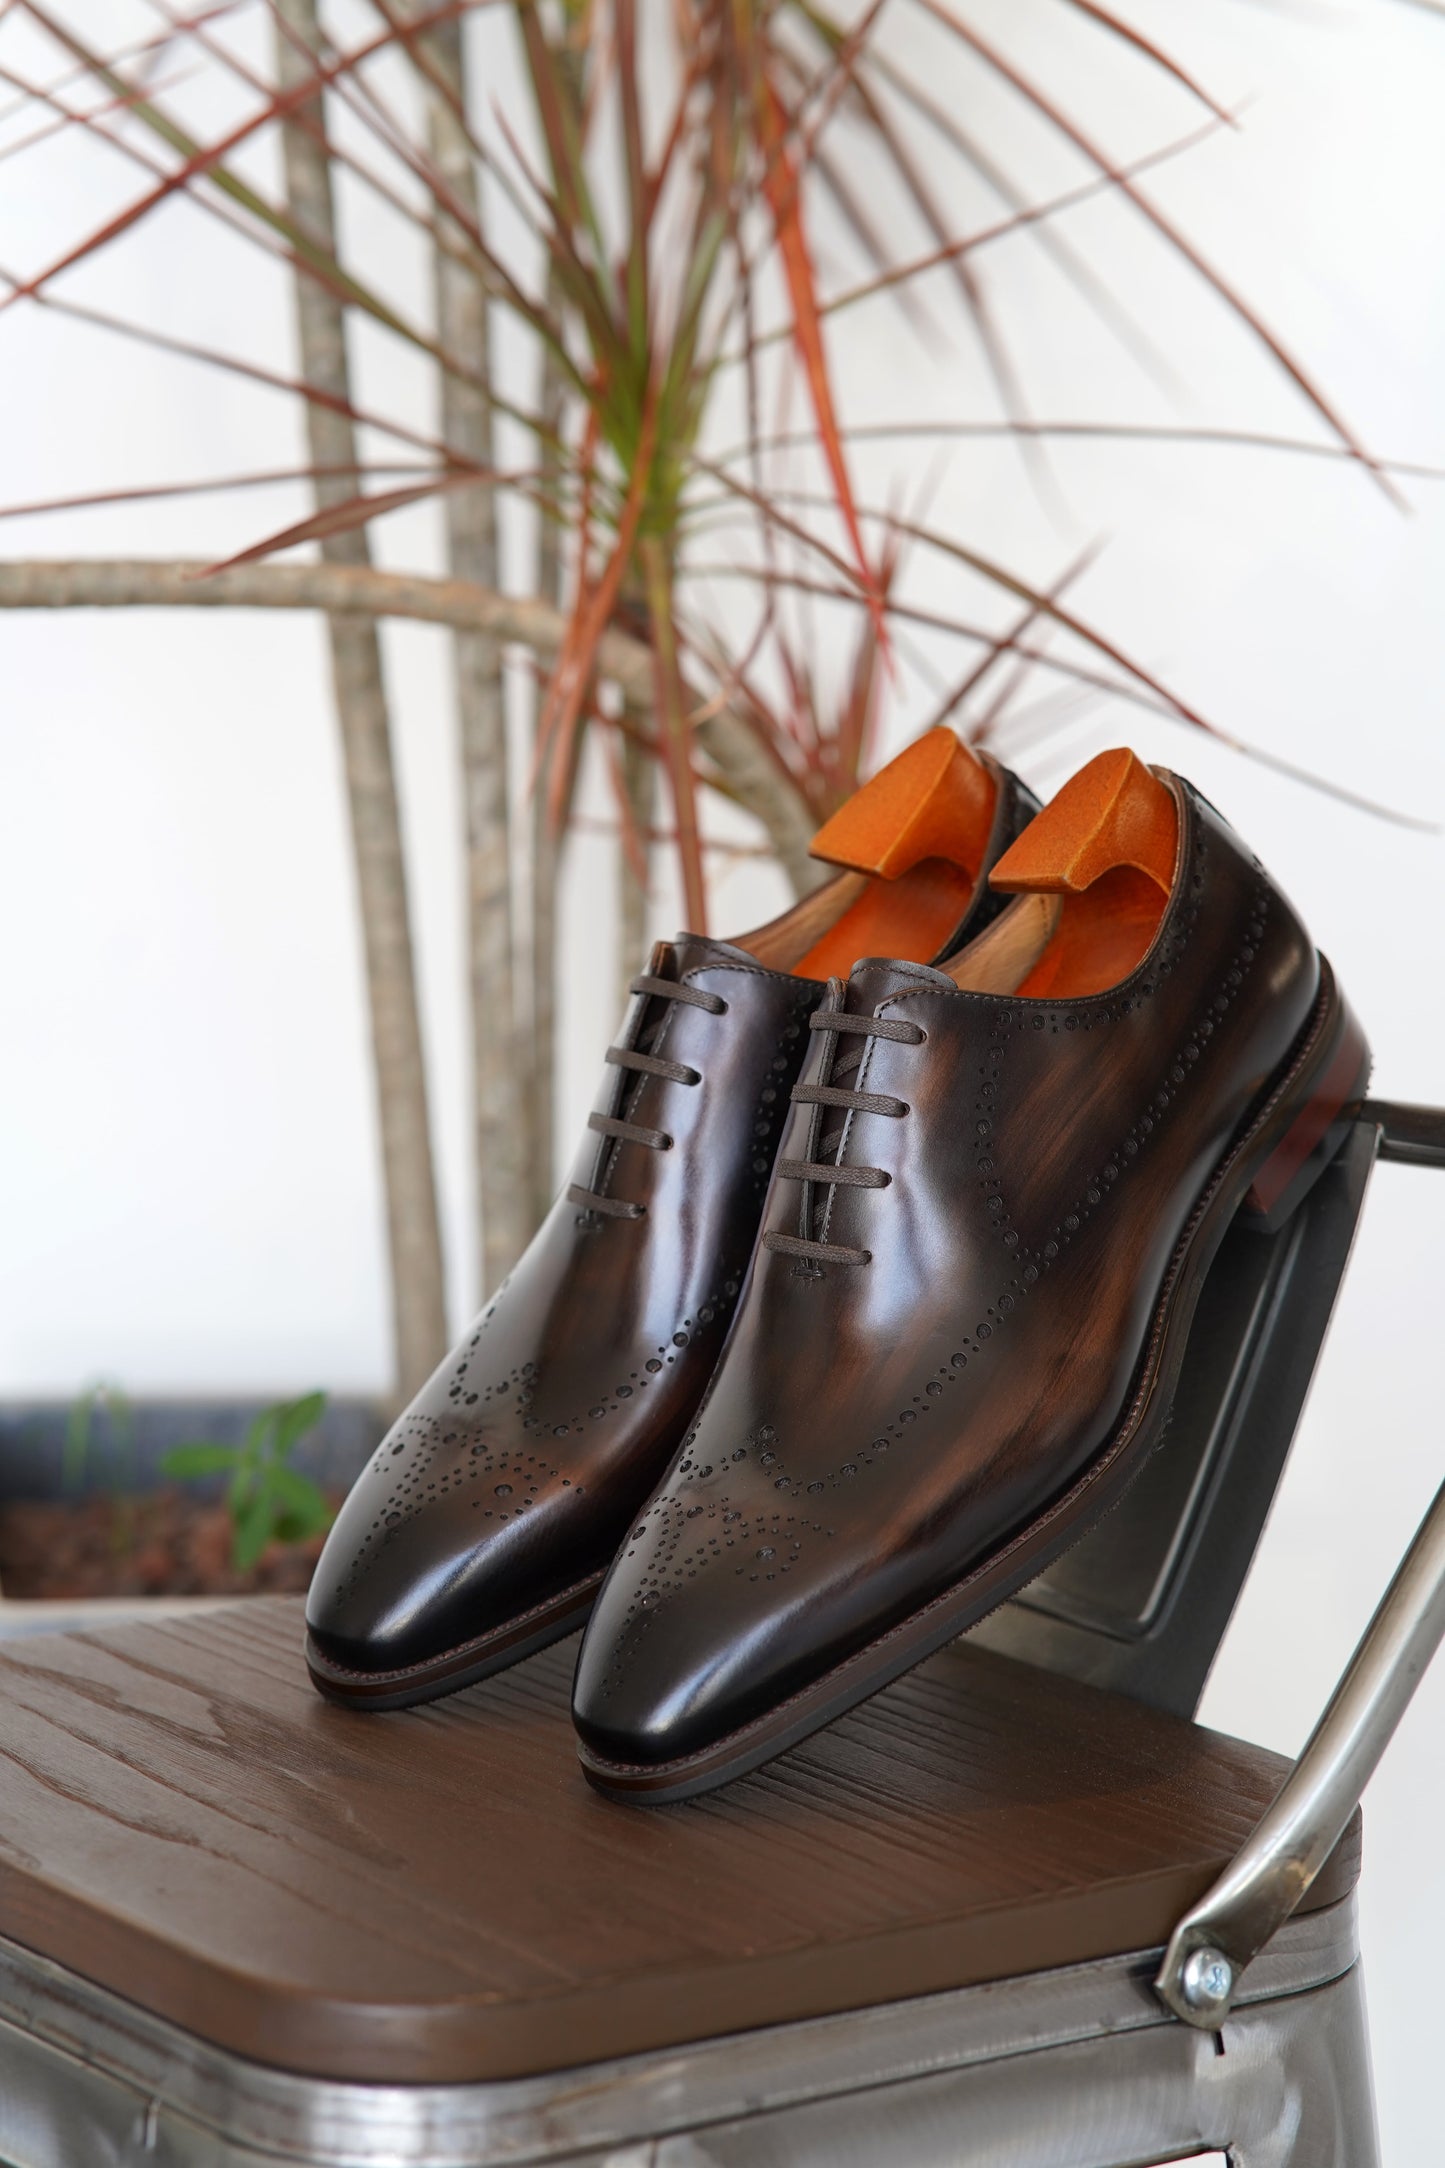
(0, 0, 1429, 1403)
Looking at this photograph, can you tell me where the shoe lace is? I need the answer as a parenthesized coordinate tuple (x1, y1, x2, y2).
(568, 972, 728, 1222)
(763, 978, 923, 1267)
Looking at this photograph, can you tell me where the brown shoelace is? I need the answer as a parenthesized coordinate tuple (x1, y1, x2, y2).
(763, 982, 923, 1267)
(568, 973, 728, 1222)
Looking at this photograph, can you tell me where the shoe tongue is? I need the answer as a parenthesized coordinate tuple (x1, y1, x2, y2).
(847, 955, 956, 1009)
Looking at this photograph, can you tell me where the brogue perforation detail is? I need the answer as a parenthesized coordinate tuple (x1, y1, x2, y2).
(1035, 869, 1271, 1267)
(330, 1410, 570, 1607)
(595, 840, 1288, 1698)
(332, 1269, 745, 1611)
(592, 1435, 839, 1700)
(644, 942, 1328, 1668)
(749, 990, 817, 1200)
(848, 812, 1275, 1442)
(618, 841, 1272, 1576)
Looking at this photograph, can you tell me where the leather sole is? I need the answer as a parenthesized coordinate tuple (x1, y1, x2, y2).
(305, 1570, 605, 1712)
(577, 956, 1369, 1803)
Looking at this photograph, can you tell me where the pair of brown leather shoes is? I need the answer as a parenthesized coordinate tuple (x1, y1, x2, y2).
(307, 736, 1369, 1804)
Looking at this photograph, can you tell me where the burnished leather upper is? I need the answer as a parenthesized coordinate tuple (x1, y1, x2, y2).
(306, 760, 1040, 1681)
(306, 940, 821, 1674)
(572, 780, 1320, 1766)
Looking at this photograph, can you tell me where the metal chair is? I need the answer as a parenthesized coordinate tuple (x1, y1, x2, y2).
(0, 1100, 1438, 2168)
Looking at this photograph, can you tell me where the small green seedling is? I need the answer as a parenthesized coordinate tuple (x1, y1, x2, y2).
(63, 1380, 136, 1496)
(63, 1381, 140, 1554)
(161, 1392, 334, 1572)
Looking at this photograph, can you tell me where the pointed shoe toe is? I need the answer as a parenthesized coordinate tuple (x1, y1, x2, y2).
(306, 1457, 606, 1710)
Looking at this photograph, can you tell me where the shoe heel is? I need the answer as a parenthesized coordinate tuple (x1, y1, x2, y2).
(1238, 971, 1371, 1235)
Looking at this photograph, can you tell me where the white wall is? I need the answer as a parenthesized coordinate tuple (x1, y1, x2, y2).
(2, 1, 1443, 2154)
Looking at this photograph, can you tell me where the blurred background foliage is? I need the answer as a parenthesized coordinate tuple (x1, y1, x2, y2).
(0, 0, 1431, 1398)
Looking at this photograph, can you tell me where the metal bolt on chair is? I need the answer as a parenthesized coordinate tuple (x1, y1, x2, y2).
(0, 1101, 1439, 2168)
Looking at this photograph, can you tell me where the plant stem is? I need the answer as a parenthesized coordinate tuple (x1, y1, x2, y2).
(274, 0, 447, 1404)
(617, 712, 653, 1010)
(407, 5, 527, 1298)
(0, 557, 824, 891)
(527, 301, 571, 1229)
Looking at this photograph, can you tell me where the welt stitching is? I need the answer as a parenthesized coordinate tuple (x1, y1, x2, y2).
(311, 1568, 605, 1682)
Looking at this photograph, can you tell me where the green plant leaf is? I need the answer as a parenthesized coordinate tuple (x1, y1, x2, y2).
(159, 1443, 240, 1480)
(228, 1458, 260, 1512)
(232, 1490, 275, 1574)
(268, 1466, 334, 1539)
(272, 1497, 334, 1546)
(268, 1462, 328, 1510)
(271, 1391, 328, 1462)
(241, 1407, 275, 1464)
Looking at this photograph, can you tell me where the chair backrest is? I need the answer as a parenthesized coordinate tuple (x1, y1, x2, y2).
(973, 1116, 1380, 1717)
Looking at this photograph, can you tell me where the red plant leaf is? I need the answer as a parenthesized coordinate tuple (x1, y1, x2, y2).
(194, 467, 536, 578)
(925, 540, 1103, 731)
(0, 463, 438, 525)
(0, 268, 480, 470)
(6, 0, 475, 319)
(911, 0, 1398, 503)
(538, 395, 658, 827)
(754, 70, 881, 627)
(1061, 2, 1236, 124)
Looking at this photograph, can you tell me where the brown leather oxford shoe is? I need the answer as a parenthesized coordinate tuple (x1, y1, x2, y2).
(572, 751, 1370, 1799)
(306, 733, 1038, 1707)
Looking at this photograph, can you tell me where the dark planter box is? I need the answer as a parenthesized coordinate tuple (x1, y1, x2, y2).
(0, 1398, 383, 1637)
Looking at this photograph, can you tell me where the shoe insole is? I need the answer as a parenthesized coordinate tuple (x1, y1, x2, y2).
(738, 728, 998, 978)
(792, 857, 977, 981)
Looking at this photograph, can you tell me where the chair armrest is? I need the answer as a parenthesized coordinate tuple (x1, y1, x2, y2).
(1156, 1102, 1445, 2028)
(1370, 1096, 1445, 1169)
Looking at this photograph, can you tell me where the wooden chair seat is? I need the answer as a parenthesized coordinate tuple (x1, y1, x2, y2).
(0, 1595, 1358, 2087)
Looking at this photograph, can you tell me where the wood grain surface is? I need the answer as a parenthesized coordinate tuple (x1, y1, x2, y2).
(0, 1597, 1358, 2083)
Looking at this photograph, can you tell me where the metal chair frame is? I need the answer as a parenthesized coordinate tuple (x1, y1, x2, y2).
(0, 1101, 1440, 2168)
